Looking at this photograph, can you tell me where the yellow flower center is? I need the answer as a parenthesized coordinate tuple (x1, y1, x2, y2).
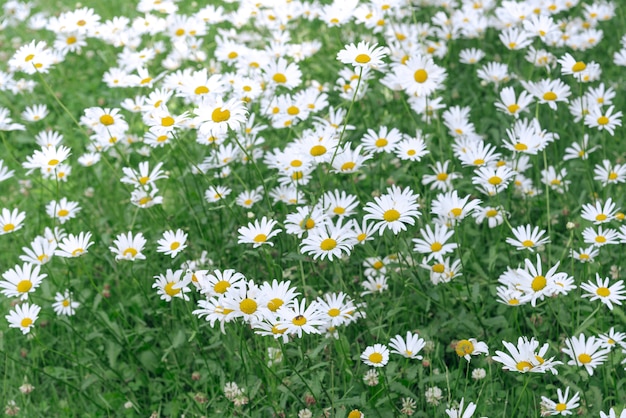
(531, 275, 546, 291)
(287, 106, 299, 115)
(328, 308, 341, 317)
(543, 91, 557, 101)
(123, 248, 138, 257)
(20, 318, 33, 328)
(572, 61, 586, 72)
(310, 145, 327, 156)
(71, 248, 84, 256)
(161, 116, 175, 127)
(516, 360, 533, 371)
(514, 143, 528, 151)
(383, 209, 400, 222)
(341, 162, 356, 171)
(62, 300, 70, 307)
(432, 263, 445, 273)
(368, 352, 383, 364)
(355, 54, 371, 64)
(375, 138, 388, 148)
(596, 214, 607, 221)
(228, 51, 238, 59)
(488, 176, 502, 185)
(595, 235, 606, 243)
(268, 298, 284, 312)
(320, 238, 337, 251)
(597, 116, 609, 125)
(253, 234, 267, 243)
(522, 240, 534, 247)
(195, 86, 209, 95)
(214, 280, 230, 294)
(596, 287, 610, 297)
(430, 242, 443, 252)
(450, 208, 462, 217)
(240, 298, 257, 315)
(455, 339, 474, 357)
(608, 172, 618, 181)
(414, 69, 428, 83)
(486, 209, 498, 217)
(436, 172, 448, 181)
(100, 114, 114, 125)
(170, 242, 180, 250)
(333, 207, 345, 215)
(17, 280, 32, 293)
(164, 282, 181, 296)
(273, 73, 287, 83)
(175, 28, 185, 36)
(292, 315, 307, 326)
(211, 107, 231, 123)
(555, 403, 567, 412)
(372, 260, 384, 270)
(66, 36, 77, 45)
(578, 353, 592, 364)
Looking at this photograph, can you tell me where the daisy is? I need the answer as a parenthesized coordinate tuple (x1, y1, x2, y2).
(473, 206, 506, 228)
(276, 299, 325, 338)
(600, 408, 626, 418)
(363, 185, 420, 235)
(261, 280, 300, 313)
(0, 160, 15, 183)
(6, 303, 41, 334)
(563, 134, 598, 161)
(153, 269, 192, 302)
(237, 217, 281, 249)
(20, 236, 56, 265)
(195, 97, 247, 136)
(454, 338, 489, 362)
(263, 57, 302, 90)
(562, 333, 610, 376)
(55, 231, 94, 258)
(109, 231, 147, 261)
(581, 198, 618, 224)
(323, 190, 359, 218)
(582, 226, 620, 247)
(558, 53, 589, 79)
(394, 54, 447, 97)
(580, 274, 626, 310)
(0, 263, 46, 300)
(360, 275, 388, 296)
(361, 125, 402, 154)
(120, 161, 167, 187)
(156, 229, 187, 258)
(330, 144, 372, 174)
(540, 387, 580, 416)
(570, 246, 599, 263)
(336, 41, 388, 69)
(222, 279, 270, 325)
(21, 104, 49, 122)
(316, 292, 357, 328)
(459, 48, 485, 64)
(522, 78, 571, 111)
(300, 219, 356, 261)
(394, 132, 429, 161)
(593, 160, 626, 186)
(412, 223, 457, 261)
(472, 165, 515, 196)
(196, 269, 245, 297)
(131, 186, 163, 208)
(204, 185, 232, 203)
(598, 327, 626, 351)
(584, 105, 622, 136)
(389, 331, 426, 359)
(8, 40, 54, 74)
(492, 336, 562, 374)
(235, 188, 264, 209)
(0, 208, 26, 235)
(361, 343, 390, 368)
(431, 190, 482, 226)
(52, 289, 80, 316)
(445, 398, 477, 418)
(420, 257, 462, 285)
(422, 161, 461, 192)
(506, 224, 550, 252)
(495, 86, 533, 118)
(45, 198, 81, 224)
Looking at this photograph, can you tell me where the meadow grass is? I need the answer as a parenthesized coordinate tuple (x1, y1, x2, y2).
(1, 0, 626, 417)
